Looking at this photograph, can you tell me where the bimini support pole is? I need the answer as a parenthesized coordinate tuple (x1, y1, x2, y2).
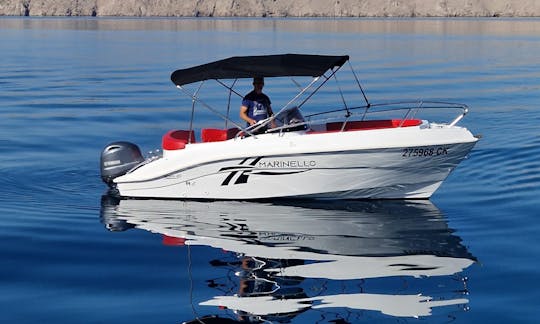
(176, 84, 245, 132)
(223, 79, 238, 129)
(187, 82, 204, 143)
(348, 60, 370, 108)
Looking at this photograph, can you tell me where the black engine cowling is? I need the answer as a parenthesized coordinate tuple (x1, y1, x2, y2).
(100, 141, 144, 186)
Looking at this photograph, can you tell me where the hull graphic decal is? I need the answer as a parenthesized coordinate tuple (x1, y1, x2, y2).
(220, 157, 262, 186)
(219, 157, 311, 186)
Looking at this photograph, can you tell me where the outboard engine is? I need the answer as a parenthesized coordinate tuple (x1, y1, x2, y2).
(100, 141, 144, 186)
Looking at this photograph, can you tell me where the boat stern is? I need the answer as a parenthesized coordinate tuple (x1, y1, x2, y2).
(100, 141, 145, 187)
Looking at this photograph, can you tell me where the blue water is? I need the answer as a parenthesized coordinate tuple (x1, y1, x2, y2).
(1, 17, 540, 323)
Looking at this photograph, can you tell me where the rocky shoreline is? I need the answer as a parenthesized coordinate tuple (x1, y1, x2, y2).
(1, 0, 539, 17)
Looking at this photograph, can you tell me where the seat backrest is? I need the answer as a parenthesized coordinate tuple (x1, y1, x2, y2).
(201, 128, 227, 142)
(162, 129, 196, 150)
(201, 128, 240, 142)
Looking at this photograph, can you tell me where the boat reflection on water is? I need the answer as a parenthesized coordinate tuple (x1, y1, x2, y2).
(100, 196, 476, 323)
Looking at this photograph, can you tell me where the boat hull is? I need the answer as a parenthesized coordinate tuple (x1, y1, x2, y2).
(113, 126, 478, 200)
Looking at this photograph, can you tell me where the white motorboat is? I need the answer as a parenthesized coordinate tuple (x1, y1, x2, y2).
(100, 54, 478, 199)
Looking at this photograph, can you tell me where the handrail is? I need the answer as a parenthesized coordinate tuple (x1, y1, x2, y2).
(449, 104, 469, 126)
(304, 100, 469, 127)
(232, 100, 469, 138)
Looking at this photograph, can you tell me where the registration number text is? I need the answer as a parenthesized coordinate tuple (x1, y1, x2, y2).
(402, 147, 448, 157)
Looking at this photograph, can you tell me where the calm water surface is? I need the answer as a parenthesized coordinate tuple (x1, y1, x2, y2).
(1, 17, 539, 323)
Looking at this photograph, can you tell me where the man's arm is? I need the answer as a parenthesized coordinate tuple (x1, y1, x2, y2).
(240, 105, 256, 125)
(268, 105, 276, 128)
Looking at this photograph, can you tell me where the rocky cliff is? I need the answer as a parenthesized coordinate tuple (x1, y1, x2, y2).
(1, 0, 539, 17)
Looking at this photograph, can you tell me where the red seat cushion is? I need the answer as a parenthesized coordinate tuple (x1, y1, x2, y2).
(326, 119, 421, 131)
(162, 130, 195, 150)
(201, 128, 240, 142)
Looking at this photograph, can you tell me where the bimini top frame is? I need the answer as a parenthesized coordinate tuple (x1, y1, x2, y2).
(170, 54, 368, 137)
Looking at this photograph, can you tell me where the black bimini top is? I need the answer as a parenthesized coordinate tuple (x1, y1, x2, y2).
(170, 54, 349, 86)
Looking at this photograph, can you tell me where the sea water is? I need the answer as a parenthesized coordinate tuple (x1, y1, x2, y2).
(1, 17, 539, 323)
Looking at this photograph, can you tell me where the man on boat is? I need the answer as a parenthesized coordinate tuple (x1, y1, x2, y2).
(240, 76, 274, 132)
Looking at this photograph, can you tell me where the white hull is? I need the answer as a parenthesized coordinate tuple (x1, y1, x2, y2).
(114, 124, 477, 199)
